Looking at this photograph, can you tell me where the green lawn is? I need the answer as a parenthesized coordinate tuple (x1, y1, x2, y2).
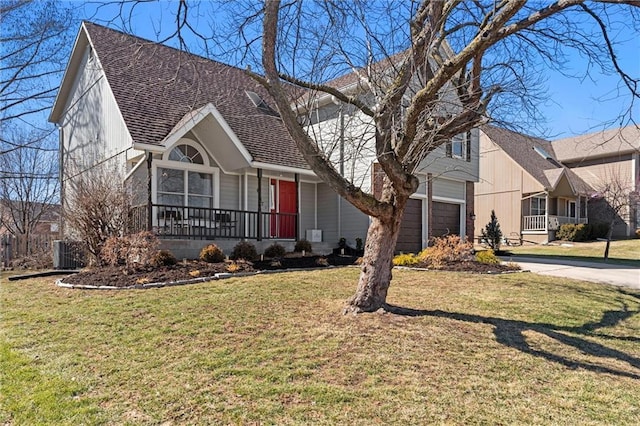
(2, 268, 640, 424)
(506, 239, 640, 267)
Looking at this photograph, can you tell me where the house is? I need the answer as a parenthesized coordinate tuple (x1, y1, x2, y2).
(553, 126, 640, 238)
(49, 22, 479, 258)
(476, 125, 639, 244)
(0, 202, 61, 265)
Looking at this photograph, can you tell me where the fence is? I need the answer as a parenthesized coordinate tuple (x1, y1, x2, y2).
(1, 234, 55, 267)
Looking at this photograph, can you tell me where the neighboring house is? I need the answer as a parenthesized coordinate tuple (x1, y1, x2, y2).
(49, 22, 479, 258)
(0, 202, 60, 264)
(553, 126, 640, 238)
(476, 125, 639, 243)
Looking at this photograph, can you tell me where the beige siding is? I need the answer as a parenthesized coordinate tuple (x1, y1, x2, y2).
(569, 160, 633, 190)
(475, 130, 542, 237)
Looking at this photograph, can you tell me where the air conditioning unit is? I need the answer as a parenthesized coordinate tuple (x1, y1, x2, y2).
(53, 240, 85, 269)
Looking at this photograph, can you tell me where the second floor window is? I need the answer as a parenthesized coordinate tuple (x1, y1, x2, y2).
(446, 131, 471, 162)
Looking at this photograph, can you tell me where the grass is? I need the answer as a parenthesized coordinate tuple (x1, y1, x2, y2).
(506, 239, 640, 267)
(2, 268, 640, 424)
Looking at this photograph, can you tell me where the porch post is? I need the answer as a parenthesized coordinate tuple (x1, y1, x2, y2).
(257, 168, 262, 241)
(146, 152, 153, 231)
(295, 173, 300, 241)
(545, 192, 549, 238)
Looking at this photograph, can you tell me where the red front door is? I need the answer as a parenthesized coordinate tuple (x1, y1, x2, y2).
(269, 180, 297, 238)
(278, 180, 297, 239)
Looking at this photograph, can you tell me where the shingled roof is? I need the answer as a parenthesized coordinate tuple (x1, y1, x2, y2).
(481, 125, 591, 194)
(552, 126, 640, 162)
(83, 22, 309, 170)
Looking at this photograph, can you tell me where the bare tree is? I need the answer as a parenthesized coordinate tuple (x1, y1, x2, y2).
(590, 167, 640, 261)
(0, 0, 76, 153)
(251, 0, 640, 312)
(95, 1, 639, 312)
(0, 127, 58, 254)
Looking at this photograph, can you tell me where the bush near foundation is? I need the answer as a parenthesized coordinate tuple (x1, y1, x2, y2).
(230, 241, 258, 261)
(200, 244, 225, 263)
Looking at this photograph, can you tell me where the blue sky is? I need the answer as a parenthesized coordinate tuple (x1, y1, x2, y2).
(76, 1, 639, 140)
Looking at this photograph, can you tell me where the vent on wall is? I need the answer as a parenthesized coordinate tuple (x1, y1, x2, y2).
(245, 91, 280, 117)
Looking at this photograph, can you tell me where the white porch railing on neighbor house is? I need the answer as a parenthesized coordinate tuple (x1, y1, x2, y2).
(523, 215, 587, 231)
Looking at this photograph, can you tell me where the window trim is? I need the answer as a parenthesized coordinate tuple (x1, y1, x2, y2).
(153, 162, 219, 209)
(530, 196, 547, 216)
(162, 139, 210, 167)
(447, 131, 471, 161)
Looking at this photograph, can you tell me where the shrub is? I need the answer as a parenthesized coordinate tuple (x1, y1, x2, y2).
(100, 236, 128, 266)
(152, 250, 177, 267)
(294, 239, 312, 253)
(200, 244, 224, 263)
(100, 232, 159, 268)
(636, 229, 640, 239)
(556, 223, 576, 241)
(481, 210, 503, 251)
(231, 241, 258, 261)
(420, 235, 473, 269)
(475, 249, 500, 265)
(264, 243, 286, 258)
(557, 223, 609, 242)
(355, 237, 364, 251)
(126, 231, 159, 267)
(393, 253, 420, 267)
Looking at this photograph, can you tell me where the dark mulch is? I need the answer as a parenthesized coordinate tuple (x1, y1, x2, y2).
(59, 254, 520, 288)
(420, 261, 520, 274)
(60, 254, 360, 288)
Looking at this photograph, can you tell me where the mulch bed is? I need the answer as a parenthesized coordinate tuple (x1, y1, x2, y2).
(59, 255, 520, 288)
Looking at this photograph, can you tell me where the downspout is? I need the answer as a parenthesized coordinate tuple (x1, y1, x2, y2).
(257, 169, 262, 241)
(244, 171, 249, 240)
(146, 152, 153, 231)
(56, 123, 64, 236)
(295, 173, 300, 241)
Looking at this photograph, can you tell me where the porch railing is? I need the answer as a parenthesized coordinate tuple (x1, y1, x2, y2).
(130, 204, 299, 240)
(523, 215, 588, 231)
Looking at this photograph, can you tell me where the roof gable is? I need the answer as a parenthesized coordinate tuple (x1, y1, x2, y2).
(552, 126, 640, 162)
(481, 125, 592, 195)
(53, 22, 309, 171)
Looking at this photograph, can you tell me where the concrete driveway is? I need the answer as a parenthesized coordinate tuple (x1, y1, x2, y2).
(502, 256, 640, 290)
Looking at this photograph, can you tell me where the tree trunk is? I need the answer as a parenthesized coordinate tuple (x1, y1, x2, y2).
(344, 210, 404, 314)
(603, 220, 615, 262)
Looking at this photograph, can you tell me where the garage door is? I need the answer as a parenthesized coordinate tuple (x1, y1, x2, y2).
(396, 198, 422, 253)
(432, 201, 460, 238)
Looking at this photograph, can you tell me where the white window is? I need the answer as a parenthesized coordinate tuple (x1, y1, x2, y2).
(156, 141, 218, 212)
(447, 131, 471, 161)
(531, 196, 546, 216)
(566, 200, 576, 218)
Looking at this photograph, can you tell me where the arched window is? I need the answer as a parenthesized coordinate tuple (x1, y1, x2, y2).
(157, 140, 217, 211)
(168, 144, 204, 164)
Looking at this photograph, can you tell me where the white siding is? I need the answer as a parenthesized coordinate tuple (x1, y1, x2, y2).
(60, 46, 133, 177)
(299, 182, 316, 236)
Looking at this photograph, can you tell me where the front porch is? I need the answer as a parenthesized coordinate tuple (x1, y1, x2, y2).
(522, 215, 588, 232)
(131, 203, 300, 241)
